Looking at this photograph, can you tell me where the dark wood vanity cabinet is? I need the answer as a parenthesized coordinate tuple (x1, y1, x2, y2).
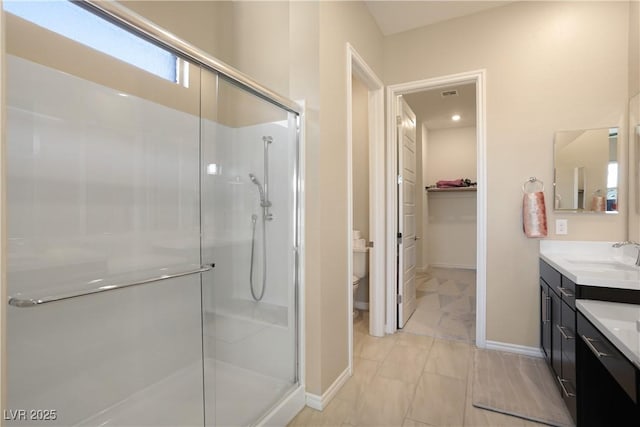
(577, 312, 640, 426)
(539, 260, 577, 422)
(539, 258, 640, 425)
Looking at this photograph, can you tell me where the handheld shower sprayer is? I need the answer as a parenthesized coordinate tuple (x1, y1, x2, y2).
(249, 135, 274, 302)
(248, 173, 270, 207)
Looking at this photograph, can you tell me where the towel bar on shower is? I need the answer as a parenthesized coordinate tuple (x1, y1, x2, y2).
(7, 264, 214, 308)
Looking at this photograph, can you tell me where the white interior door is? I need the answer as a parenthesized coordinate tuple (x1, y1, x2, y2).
(397, 96, 417, 328)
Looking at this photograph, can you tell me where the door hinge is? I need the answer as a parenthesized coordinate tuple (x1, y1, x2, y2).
(397, 294, 402, 304)
(397, 175, 403, 184)
(396, 115, 402, 126)
(366, 241, 374, 248)
(397, 232, 402, 245)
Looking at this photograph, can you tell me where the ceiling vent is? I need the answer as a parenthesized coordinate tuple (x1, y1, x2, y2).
(441, 89, 458, 97)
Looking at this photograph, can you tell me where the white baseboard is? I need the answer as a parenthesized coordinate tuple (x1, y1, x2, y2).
(257, 385, 306, 426)
(430, 262, 476, 270)
(305, 367, 350, 411)
(484, 340, 543, 358)
(354, 301, 369, 310)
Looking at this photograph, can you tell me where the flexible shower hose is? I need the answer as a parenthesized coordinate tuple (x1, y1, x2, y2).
(249, 213, 267, 301)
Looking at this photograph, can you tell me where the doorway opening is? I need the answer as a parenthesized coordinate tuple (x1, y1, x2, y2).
(385, 71, 487, 347)
(346, 44, 385, 375)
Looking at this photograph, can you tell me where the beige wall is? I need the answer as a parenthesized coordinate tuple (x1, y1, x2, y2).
(352, 76, 370, 304)
(629, 1, 640, 243)
(384, 1, 629, 347)
(415, 121, 426, 270)
(420, 124, 429, 269)
(427, 192, 477, 269)
(425, 126, 477, 185)
(1, 1, 6, 420)
(352, 76, 370, 242)
(424, 126, 477, 269)
(124, 1, 233, 65)
(317, 0, 383, 392)
(630, 1, 639, 98)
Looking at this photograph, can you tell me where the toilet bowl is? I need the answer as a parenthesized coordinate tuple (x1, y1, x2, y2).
(352, 245, 368, 319)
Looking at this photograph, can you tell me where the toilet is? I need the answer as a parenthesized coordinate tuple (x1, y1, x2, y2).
(352, 236, 369, 319)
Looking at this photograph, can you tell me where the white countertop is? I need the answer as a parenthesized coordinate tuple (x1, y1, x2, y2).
(540, 241, 640, 290)
(576, 299, 640, 369)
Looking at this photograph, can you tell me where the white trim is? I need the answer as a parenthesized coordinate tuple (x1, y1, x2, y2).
(256, 385, 306, 427)
(354, 301, 369, 311)
(428, 263, 476, 270)
(347, 41, 386, 391)
(385, 70, 488, 347)
(304, 367, 350, 411)
(485, 340, 544, 358)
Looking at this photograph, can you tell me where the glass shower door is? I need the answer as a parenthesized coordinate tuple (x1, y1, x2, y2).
(4, 3, 205, 425)
(200, 71, 299, 426)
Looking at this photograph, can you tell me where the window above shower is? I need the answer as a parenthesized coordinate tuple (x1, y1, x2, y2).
(3, 0, 189, 87)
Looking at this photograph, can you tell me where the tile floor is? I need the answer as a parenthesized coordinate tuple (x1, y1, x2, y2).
(403, 268, 476, 343)
(289, 312, 547, 426)
(289, 268, 549, 426)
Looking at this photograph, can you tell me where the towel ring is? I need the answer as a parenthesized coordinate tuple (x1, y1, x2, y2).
(522, 177, 544, 193)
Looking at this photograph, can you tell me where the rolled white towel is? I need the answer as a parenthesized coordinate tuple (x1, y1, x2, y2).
(352, 230, 361, 240)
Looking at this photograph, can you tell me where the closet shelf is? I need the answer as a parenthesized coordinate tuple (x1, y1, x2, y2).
(426, 187, 477, 193)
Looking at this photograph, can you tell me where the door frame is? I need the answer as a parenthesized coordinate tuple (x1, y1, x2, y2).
(385, 70, 488, 348)
(346, 42, 385, 376)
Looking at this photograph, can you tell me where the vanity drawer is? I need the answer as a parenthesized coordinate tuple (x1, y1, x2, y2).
(540, 260, 561, 293)
(559, 276, 576, 309)
(578, 313, 637, 403)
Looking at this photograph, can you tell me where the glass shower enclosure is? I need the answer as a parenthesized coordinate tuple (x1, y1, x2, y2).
(4, 1, 301, 426)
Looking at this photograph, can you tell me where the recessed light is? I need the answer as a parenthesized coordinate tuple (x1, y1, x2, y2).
(452, 114, 461, 121)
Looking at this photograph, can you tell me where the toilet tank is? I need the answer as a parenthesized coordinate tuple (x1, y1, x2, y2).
(353, 247, 369, 279)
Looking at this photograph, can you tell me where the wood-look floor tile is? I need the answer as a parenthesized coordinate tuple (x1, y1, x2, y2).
(287, 398, 354, 426)
(350, 376, 417, 426)
(356, 333, 397, 361)
(402, 418, 431, 427)
(408, 372, 466, 426)
(378, 344, 429, 384)
(396, 332, 434, 350)
(424, 339, 471, 380)
(335, 357, 379, 404)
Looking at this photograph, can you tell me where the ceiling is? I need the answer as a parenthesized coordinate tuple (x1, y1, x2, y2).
(403, 83, 476, 130)
(364, 1, 510, 35)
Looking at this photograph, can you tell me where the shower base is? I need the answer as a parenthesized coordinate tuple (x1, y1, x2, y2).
(76, 359, 293, 426)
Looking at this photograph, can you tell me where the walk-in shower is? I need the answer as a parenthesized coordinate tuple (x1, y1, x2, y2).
(4, 1, 303, 426)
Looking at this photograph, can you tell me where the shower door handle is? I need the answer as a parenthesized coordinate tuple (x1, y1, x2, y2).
(8, 264, 214, 308)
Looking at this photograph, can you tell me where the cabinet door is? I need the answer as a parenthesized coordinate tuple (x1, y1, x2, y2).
(551, 288, 562, 378)
(560, 301, 577, 422)
(540, 281, 551, 363)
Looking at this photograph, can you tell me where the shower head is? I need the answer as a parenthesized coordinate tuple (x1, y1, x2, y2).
(249, 173, 266, 203)
(249, 173, 261, 186)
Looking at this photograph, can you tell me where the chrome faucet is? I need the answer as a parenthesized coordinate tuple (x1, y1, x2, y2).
(612, 241, 640, 266)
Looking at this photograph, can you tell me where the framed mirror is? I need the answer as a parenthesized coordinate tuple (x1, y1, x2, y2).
(553, 127, 618, 212)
